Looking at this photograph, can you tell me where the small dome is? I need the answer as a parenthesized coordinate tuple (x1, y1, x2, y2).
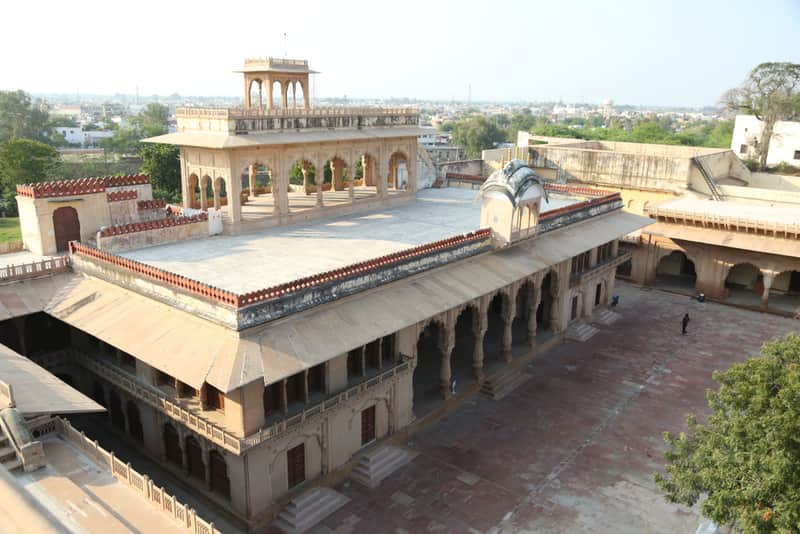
(480, 159, 548, 207)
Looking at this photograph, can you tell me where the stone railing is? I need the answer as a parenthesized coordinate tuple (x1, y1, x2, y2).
(138, 199, 167, 210)
(242, 359, 412, 449)
(98, 213, 208, 237)
(31, 416, 221, 534)
(236, 229, 491, 307)
(0, 407, 45, 472)
(570, 251, 632, 286)
(543, 183, 615, 197)
(244, 57, 308, 69)
(0, 257, 69, 284)
(540, 191, 622, 222)
(69, 242, 238, 307)
(107, 190, 138, 202)
(177, 106, 418, 120)
(647, 206, 800, 239)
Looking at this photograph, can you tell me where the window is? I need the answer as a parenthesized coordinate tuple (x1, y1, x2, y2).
(361, 405, 376, 446)
(287, 443, 306, 489)
(156, 369, 174, 388)
(204, 384, 225, 411)
(347, 348, 363, 379)
(794, 150, 800, 160)
(740, 144, 748, 154)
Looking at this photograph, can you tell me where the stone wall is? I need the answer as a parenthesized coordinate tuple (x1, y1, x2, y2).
(96, 218, 209, 253)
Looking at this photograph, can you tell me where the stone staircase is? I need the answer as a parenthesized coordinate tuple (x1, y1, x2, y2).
(0, 429, 21, 473)
(351, 445, 417, 488)
(480, 365, 532, 400)
(273, 487, 350, 534)
(566, 322, 600, 342)
(593, 309, 622, 326)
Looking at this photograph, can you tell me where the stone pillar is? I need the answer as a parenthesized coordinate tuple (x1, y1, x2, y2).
(331, 159, 344, 191)
(213, 182, 221, 211)
(472, 298, 489, 383)
(611, 239, 619, 257)
(363, 155, 373, 187)
(281, 82, 289, 110)
(270, 170, 280, 216)
(589, 248, 598, 268)
(199, 180, 208, 210)
(501, 292, 516, 363)
(267, 78, 274, 110)
(248, 164, 257, 200)
(348, 160, 355, 201)
(407, 143, 417, 192)
(528, 281, 541, 349)
(281, 379, 288, 414)
(225, 172, 243, 224)
(301, 161, 310, 195)
(439, 321, 456, 400)
(316, 160, 325, 207)
(244, 78, 251, 109)
(378, 153, 389, 199)
(762, 273, 774, 308)
(359, 346, 366, 377)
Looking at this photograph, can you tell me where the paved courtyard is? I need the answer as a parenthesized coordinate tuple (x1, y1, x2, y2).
(287, 283, 799, 533)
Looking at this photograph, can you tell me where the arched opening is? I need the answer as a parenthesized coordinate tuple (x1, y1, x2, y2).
(212, 177, 227, 210)
(272, 81, 283, 109)
(188, 174, 200, 209)
(92, 380, 106, 407)
(126, 400, 143, 442)
(452, 306, 477, 389)
(512, 281, 534, 349)
(283, 159, 320, 213)
(248, 79, 263, 109)
(293, 81, 305, 110)
(163, 424, 181, 465)
(313, 156, 354, 209)
(24, 313, 70, 355)
(239, 163, 276, 219)
(108, 390, 125, 432)
(0, 319, 22, 354)
(413, 321, 445, 418)
(768, 270, 800, 314)
(536, 271, 557, 339)
(483, 293, 506, 364)
(655, 251, 696, 293)
(388, 151, 409, 191)
(209, 450, 230, 500)
(185, 436, 204, 480)
(352, 152, 379, 202)
(724, 263, 762, 306)
(52, 206, 81, 252)
(616, 259, 633, 278)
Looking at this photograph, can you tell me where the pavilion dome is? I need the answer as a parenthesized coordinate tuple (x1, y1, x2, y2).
(480, 160, 549, 207)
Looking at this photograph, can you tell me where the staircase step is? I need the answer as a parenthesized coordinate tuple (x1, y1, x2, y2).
(351, 446, 417, 488)
(0, 445, 15, 460)
(593, 309, 621, 326)
(2, 458, 22, 472)
(273, 487, 350, 534)
(566, 322, 600, 342)
(481, 368, 532, 400)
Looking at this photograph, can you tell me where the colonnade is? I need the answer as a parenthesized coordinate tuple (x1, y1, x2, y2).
(244, 77, 309, 111)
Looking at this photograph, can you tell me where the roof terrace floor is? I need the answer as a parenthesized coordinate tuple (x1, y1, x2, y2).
(121, 187, 580, 294)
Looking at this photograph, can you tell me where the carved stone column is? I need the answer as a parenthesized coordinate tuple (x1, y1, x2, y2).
(438, 323, 455, 400)
(270, 170, 280, 216)
(199, 181, 208, 210)
(301, 161, 310, 195)
(316, 160, 325, 207)
(266, 77, 274, 110)
(528, 281, 541, 349)
(762, 273, 775, 308)
(248, 164, 257, 200)
(501, 292, 516, 363)
(472, 298, 489, 383)
(359, 346, 366, 377)
(348, 160, 355, 202)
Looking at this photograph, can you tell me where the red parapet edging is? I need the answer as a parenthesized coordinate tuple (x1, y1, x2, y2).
(17, 178, 106, 199)
(70, 228, 492, 310)
(446, 172, 485, 182)
(543, 183, 615, 197)
(540, 192, 621, 221)
(98, 213, 208, 237)
(137, 199, 167, 210)
(107, 190, 138, 202)
(69, 241, 238, 307)
(235, 228, 492, 307)
(16, 174, 151, 199)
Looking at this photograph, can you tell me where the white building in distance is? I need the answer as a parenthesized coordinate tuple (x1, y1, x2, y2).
(731, 114, 800, 166)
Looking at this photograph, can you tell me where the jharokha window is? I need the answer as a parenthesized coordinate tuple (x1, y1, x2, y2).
(204, 384, 225, 411)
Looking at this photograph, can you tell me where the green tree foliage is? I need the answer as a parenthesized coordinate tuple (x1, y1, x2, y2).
(130, 103, 170, 138)
(0, 139, 61, 215)
(723, 62, 800, 169)
(452, 116, 507, 158)
(655, 334, 800, 532)
(139, 143, 181, 201)
(0, 90, 52, 144)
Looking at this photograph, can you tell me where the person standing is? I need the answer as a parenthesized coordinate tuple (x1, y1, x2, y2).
(681, 313, 690, 335)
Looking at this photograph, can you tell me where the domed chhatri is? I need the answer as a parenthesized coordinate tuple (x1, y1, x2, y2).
(480, 160, 548, 245)
(480, 160, 549, 208)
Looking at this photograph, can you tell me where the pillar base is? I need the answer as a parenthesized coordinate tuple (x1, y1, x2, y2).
(440, 382, 451, 400)
(502, 350, 513, 363)
(472, 367, 485, 385)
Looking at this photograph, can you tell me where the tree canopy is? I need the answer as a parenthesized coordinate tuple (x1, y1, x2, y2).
(140, 143, 181, 202)
(655, 334, 800, 532)
(451, 116, 507, 158)
(723, 62, 800, 169)
(0, 90, 52, 144)
(0, 138, 61, 215)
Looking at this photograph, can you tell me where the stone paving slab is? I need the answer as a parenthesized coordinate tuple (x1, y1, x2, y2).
(280, 283, 798, 534)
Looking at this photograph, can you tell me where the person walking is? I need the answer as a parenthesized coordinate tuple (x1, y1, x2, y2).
(681, 313, 690, 335)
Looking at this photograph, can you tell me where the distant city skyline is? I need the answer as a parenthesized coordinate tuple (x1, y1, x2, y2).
(2, 0, 799, 107)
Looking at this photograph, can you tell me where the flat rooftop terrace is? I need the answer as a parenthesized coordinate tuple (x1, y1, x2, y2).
(653, 197, 800, 225)
(120, 187, 581, 294)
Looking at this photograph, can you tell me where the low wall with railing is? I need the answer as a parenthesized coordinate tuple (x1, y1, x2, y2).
(32, 416, 221, 534)
(96, 215, 209, 253)
(0, 257, 69, 284)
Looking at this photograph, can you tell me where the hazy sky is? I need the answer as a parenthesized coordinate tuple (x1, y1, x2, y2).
(2, 0, 799, 106)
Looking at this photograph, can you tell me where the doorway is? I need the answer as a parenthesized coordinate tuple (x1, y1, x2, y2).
(53, 206, 81, 252)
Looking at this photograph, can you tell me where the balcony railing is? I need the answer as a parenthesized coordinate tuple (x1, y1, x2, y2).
(570, 251, 632, 287)
(0, 257, 69, 284)
(68, 348, 412, 454)
(648, 206, 800, 239)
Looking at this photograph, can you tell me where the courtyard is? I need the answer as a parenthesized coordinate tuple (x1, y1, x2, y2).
(276, 282, 798, 533)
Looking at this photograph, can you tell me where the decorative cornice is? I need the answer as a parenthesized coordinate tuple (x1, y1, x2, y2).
(98, 214, 208, 237)
(107, 190, 138, 202)
(137, 199, 167, 210)
(16, 174, 151, 199)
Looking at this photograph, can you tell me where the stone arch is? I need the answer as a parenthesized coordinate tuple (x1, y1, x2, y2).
(126, 400, 143, 442)
(209, 450, 230, 500)
(163, 423, 182, 465)
(199, 175, 212, 210)
(188, 174, 200, 209)
(537, 270, 559, 334)
(655, 250, 697, 293)
(353, 151, 380, 199)
(53, 206, 81, 252)
(272, 80, 283, 109)
(388, 150, 409, 190)
(212, 177, 227, 210)
(108, 390, 125, 432)
(483, 291, 508, 362)
(248, 79, 264, 109)
(768, 269, 800, 314)
(512, 279, 536, 347)
(413, 319, 447, 416)
(185, 435, 204, 480)
(724, 262, 763, 303)
(452, 305, 478, 387)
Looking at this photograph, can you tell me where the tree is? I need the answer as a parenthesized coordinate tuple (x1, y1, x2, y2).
(723, 62, 800, 169)
(0, 138, 61, 215)
(451, 116, 506, 158)
(0, 90, 51, 144)
(139, 143, 181, 201)
(131, 103, 170, 138)
(655, 334, 800, 532)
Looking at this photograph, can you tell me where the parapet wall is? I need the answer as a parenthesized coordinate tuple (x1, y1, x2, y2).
(96, 215, 209, 253)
